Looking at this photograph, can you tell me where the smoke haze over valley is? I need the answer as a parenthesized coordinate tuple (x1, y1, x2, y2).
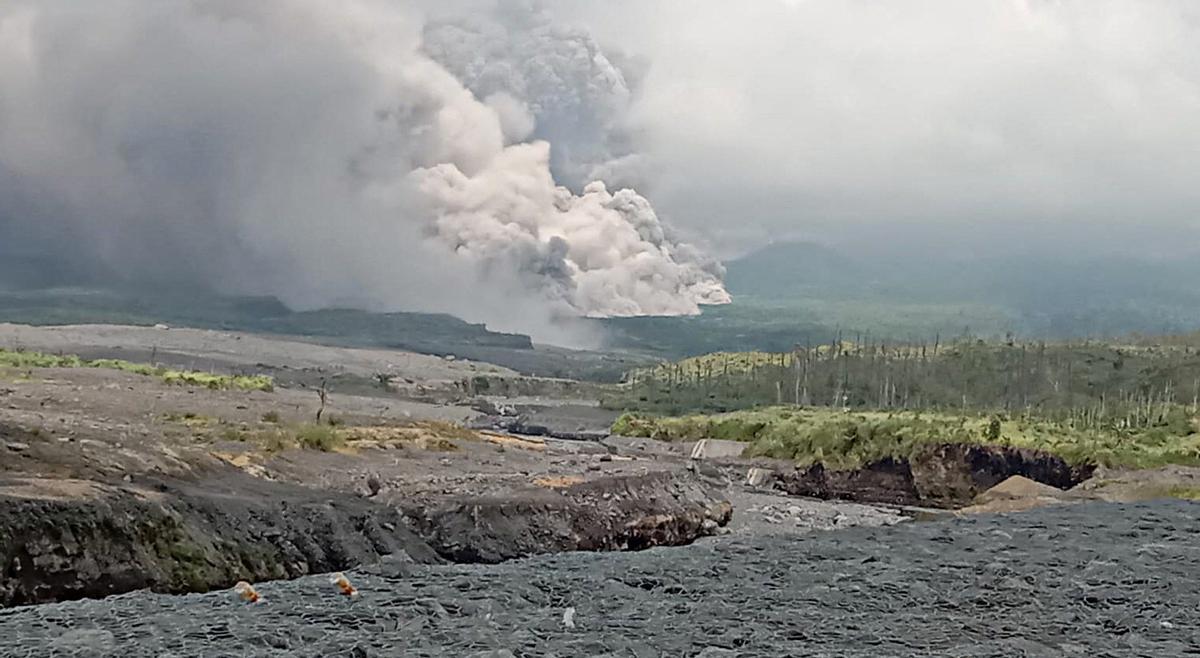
(0, 0, 727, 346)
(2, 0, 1200, 346)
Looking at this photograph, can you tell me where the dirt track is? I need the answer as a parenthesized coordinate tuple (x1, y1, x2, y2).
(2, 500, 1196, 657)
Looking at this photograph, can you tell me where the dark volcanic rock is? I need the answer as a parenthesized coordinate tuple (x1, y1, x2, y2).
(2, 501, 1197, 657)
(1, 470, 731, 606)
(779, 458, 921, 506)
(471, 404, 618, 441)
(909, 443, 1092, 506)
(0, 473, 442, 607)
(400, 471, 732, 563)
(777, 443, 1093, 508)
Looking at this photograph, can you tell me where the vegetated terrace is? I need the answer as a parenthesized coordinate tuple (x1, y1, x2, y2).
(612, 406, 1200, 471)
(0, 348, 274, 392)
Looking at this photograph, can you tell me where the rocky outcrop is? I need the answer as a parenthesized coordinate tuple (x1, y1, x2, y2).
(399, 471, 732, 563)
(777, 458, 921, 506)
(908, 444, 1087, 506)
(776, 444, 1093, 509)
(2, 469, 732, 606)
(0, 473, 441, 607)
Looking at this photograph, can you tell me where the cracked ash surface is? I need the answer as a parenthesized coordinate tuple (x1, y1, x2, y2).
(3, 500, 1197, 658)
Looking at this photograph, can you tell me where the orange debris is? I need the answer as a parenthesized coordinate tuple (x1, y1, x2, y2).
(233, 581, 261, 604)
(330, 572, 358, 597)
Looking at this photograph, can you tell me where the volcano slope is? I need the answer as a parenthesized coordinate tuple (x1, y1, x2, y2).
(2, 500, 1197, 657)
(0, 323, 737, 606)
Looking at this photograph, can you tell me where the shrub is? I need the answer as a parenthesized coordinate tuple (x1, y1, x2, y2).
(0, 348, 273, 392)
(296, 424, 342, 452)
(612, 406, 1200, 470)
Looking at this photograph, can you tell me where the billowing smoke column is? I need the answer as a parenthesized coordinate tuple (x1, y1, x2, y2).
(0, 0, 728, 342)
(421, 2, 647, 190)
(418, 144, 730, 317)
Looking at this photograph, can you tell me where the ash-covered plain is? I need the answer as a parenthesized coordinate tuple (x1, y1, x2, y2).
(2, 500, 1197, 658)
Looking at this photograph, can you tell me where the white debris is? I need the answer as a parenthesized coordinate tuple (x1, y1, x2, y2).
(745, 468, 773, 488)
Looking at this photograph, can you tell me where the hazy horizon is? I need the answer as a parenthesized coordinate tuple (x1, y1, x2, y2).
(3, 1, 1199, 344)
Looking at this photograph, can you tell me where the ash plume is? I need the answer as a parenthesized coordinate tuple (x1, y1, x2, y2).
(421, 1, 648, 190)
(0, 0, 728, 344)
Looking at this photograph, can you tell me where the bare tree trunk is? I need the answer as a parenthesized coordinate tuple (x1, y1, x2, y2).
(315, 378, 328, 423)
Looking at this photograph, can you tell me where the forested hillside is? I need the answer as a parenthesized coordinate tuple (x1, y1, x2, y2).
(606, 335, 1200, 433)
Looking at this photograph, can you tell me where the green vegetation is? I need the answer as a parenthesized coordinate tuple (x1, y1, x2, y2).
(612, 407, 1200, 470)
(1166, 486, 1200, 500)
(0, 350, 87, 369)
(0, 348, 273, 391)
(420, 419, 478, 441)
(203, 422, 344, 453)
(160, 370, 272, 391)
(177, 411, 478, 455)
(606, 339, 1200, 425)
(295, 423, 342, 451)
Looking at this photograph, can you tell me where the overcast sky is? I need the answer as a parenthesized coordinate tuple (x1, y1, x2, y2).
(1, 0, 1198, 343)
(544, 0, 1200, 258)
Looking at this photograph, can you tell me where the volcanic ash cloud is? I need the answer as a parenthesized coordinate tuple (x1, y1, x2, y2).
(0, 0, 728, 334)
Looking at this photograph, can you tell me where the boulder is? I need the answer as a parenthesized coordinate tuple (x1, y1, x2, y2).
(400, 471, 731, 563)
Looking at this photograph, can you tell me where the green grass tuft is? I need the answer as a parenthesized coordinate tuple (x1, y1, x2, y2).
(0, 348, 273, 392)
(1167, 485, 1200, 500)
(613, 407, 1200, 470)
(295, 424, 342, 452)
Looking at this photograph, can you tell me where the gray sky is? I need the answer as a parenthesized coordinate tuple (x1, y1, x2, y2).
(1, 0, 1198, 346)
(544, 0, 1200, 258)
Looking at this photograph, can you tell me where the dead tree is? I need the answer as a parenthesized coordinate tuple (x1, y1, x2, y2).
(315, 377, 328, 423)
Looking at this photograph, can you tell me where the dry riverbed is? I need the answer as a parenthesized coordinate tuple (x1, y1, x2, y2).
(0, 323, 909, 608)
(3, 500, 1197, 657)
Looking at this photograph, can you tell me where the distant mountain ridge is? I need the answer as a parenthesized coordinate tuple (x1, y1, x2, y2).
(722, 240, 1200, 339)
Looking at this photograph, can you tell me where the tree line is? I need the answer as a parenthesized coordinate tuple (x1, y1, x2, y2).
(608, 334, 1200, 432)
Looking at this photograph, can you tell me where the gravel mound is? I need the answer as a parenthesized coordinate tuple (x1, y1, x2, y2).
(2, 501, 1198, 657)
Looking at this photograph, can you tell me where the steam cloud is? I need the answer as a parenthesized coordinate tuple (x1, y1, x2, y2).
(0, 0, 728, 343)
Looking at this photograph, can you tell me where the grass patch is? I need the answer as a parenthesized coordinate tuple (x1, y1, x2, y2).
(220, 426, 249, 442)
(418, 420, 478, 441)
(205, 419, 472, 455)
(1167, 486, 1200, 501)
(613, 407, 1200, 470)
(257, 429, 294, 454)
(295, 423, 343, 452)
(336, 421, 472, 451)
(0, 348, 273, 391)
(212, 423, 345, 453)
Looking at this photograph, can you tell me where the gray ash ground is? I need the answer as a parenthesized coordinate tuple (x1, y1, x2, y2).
(4, 501, 1199, 658)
